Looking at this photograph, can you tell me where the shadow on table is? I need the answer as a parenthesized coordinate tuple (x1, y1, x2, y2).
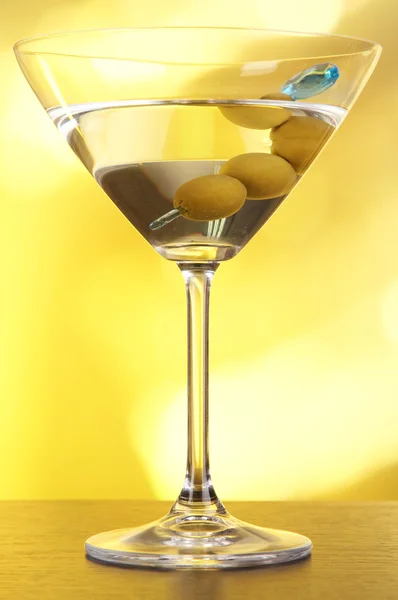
(168, 556, 311, 600)
(87, 552, 311, 600)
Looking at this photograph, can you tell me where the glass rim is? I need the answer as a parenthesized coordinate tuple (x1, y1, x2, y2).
(13, 26, 382, 60)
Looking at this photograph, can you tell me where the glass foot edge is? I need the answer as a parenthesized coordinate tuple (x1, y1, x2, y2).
(85, 520, 312, 570)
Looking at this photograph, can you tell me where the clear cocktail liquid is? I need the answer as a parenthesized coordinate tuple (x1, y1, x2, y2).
(49, 100, 346, 262)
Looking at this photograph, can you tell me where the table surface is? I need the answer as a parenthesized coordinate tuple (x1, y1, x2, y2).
(0, 501, 397, 599)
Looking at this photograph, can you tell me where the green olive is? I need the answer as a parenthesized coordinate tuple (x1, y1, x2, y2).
(261, 92, 293, 101)
(219, 92, 292, 130)
(270, 116, 334, 174)
(174, 174, 247, 221)
(220, 153, 297, 200)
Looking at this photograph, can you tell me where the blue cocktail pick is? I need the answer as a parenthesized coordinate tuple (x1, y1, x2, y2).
(281, 63, 340, 100)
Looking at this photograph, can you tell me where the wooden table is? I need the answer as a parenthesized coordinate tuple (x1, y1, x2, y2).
(0, 501, 397, 599)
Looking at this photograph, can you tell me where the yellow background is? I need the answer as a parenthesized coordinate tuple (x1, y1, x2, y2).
(1, 0, 397, 501)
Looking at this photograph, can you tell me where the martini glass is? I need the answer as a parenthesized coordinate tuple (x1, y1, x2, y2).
(14, 28, 381, 569)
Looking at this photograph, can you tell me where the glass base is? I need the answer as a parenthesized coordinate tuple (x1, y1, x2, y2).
(85, 509, 312, 570)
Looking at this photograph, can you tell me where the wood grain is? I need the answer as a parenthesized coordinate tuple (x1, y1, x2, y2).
(0, 501, 397, 600)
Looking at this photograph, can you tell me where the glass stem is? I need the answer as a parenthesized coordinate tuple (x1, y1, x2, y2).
(173, 262, 224, 513)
